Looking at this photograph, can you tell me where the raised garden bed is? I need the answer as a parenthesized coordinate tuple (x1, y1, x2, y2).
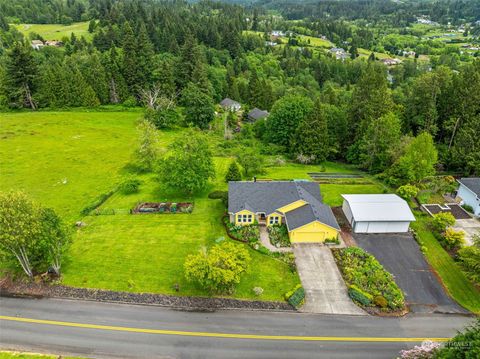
(268, 224, 290, 248)
(132, 202, 193, 214)
(422, 203, 471, 219)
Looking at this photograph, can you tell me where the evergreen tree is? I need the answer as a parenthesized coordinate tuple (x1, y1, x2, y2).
(248, 68, 262, 108)
(135, 22, 154, 91)
(293, 99, 329, 164)
(5, 42, 37, 109)
(225, 161, 242, 182)
(181, 83, 215, 130)
(122, 21, 138, 95)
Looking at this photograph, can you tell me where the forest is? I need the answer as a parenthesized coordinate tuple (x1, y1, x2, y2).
(0, 0, 479, 179)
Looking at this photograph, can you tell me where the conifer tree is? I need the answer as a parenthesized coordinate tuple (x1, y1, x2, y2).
(122, 21, 138, 94)
(5, 42, 37, 109)
(225, 161, 242, 182)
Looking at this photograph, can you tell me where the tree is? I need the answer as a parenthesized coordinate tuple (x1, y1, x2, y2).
(434, 319, 480, 358)
(386, 132, 438, 186)
(158, 130, 215, 194)
(184, 241, 250, 294)
(225, 161, 242, 182)
(350, 64, 394, 142)
(292, 98, 329, 164)
(358, 112, 401, 173)
(0, 192, 43, 277)
(442, 228, 465, 250)
(4, 42, 37, 109)
(396, 185, 419, 200)
(135, 119, 159, 172)
(237, 148, 265, 177)
(265, 95, 313, 147)
(39, 207, 71, 275)
(181, 83, 215, 129)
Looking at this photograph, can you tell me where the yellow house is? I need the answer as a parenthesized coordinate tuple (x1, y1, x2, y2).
(228, 181, 340, 243)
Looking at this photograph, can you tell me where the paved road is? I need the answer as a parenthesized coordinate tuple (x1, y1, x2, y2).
(354, 233, 467, 314)
(0, 297, 474, 359)
(293, 244, 365, 315)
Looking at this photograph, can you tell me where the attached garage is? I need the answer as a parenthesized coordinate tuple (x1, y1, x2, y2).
(342, 194, 415, 234)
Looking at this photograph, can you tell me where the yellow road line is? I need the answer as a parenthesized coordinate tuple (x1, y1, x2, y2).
(0, 315, 449, 343)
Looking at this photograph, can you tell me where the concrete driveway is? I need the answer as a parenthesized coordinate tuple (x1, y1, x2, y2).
(452, 218, 480, 246)
(293, 244, 366, 315)
(354, 233, 467, 314)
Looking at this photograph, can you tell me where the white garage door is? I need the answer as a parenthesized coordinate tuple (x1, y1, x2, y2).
(354, 221, 410, 233)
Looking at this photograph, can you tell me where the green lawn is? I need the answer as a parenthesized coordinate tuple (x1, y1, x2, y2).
(411, 214, 480, 314)
(320, 183, 386, 207)
(13, 22, 91, 41)
(0, 111, 142, 221)
(1, 112, 298, 301)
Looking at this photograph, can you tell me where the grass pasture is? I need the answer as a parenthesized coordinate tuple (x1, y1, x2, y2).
(13, 22, 91, 41)
(0, 111, 299, 301)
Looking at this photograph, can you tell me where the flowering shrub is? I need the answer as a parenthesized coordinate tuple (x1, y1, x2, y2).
(268, 224, 290, 247)
(399, 341, 440, 359)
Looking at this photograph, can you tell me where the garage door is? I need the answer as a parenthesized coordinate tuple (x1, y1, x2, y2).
(366, 222, 389, 233)
(291, 231, 326, 243)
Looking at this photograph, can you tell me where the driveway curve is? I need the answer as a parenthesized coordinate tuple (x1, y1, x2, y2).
(293, 244, 366, 315)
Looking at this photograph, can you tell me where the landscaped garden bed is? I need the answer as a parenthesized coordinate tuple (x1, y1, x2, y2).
(132, 202, 193, 214)
(332, 247, 406, 314)
(268, 224, 290, 247)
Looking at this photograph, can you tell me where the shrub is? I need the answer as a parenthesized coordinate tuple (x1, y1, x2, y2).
(461, 204, 474, 213)
(431, 212, 455, 233)
(80, 190, 115, 215)
(373, 295, 388, 309)
(118, 177, 141, 194)
(442, 228, 465, 250)
(457, 235, 480, 285)
(397, 184, 419, 200)
(333, 247, 405, 310)
(123, 96, 137, 107)
(268, 224, 290, 247)
(348, 286, 372, 306)
(184, 242, 250, 294)
(208, 190, 227, 199)
(434, 319, 480, 358)
(399, 340, 440, 359)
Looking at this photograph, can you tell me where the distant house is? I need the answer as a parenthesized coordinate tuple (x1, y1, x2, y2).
(456, 178, 480, 216)
(381, 58, 402, 66)
(220, 98, 241, 112)
(329, 47, 348, 60)
(265, 41, 277, 47)
(246, 108, 269, 122)
(31, 40, 44, 50)
(342, 194, 415, 233)
(45, 40, 64, 47)
(228, 181, 340, 243)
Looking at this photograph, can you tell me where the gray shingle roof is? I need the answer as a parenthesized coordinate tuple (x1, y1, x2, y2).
(228, 181, 340, 231)
(247, 108, 269, 121)
(459, 178, 480, 197)
(220, 98, 240, 107)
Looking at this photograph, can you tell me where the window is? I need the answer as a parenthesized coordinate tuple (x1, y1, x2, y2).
(238, 214, 252, 223)
(269, 216, 279, 225)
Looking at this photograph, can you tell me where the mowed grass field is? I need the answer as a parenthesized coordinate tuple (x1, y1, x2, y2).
(13, 22, 91, 41)
(0, 111, 299, 301)
(0, 352, 84, 359)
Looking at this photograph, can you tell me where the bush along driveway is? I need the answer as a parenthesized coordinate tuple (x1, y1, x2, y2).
(292, 244, 366, 315)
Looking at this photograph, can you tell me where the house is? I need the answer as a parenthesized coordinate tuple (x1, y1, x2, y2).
(228, 181, 340, 243)
(342, 194, 415, 233)
(246, 108, 269, 122)
(31, 40, 44, 50)
(329, 47, 348, 60)
(456, 178, 480, 216)
(220, 98, 241, 112)
(265, 41, 277, 47)
(381, 58, 402, 66)
(45, 40, 63, 47)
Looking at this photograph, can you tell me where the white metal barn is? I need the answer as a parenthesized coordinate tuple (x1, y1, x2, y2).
(341, 194, 415, 233)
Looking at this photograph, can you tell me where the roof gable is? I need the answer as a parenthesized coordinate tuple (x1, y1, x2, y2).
(458, 178, 480, 197)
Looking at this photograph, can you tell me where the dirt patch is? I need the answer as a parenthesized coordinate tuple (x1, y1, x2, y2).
(423, 204, 471, 219)
(0, 278, 293, 312)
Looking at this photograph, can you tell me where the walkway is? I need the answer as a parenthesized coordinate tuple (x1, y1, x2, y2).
(259, 225, 292, 252)
(293, 244, 366, 315)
